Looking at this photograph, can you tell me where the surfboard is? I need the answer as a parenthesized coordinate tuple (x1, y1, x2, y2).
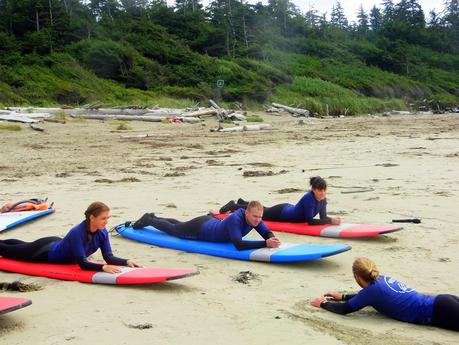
(0, 297, 32, 315)
(212, 213, 402, 238)
(114, 224, 351, 262)
(0, 209, 55, 232)
(0, 258, 198, 284)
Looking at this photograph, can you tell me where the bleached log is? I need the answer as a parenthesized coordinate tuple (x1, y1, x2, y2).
(20, 113, 52, 119)
(218, 124, 272, 132)
(0, 115, 39, 123)
(7, 107, 65, 113)
(271, 103, 310, 117)
(179, 117, 201, 123)
(70, 114, 201, 123)
(228, 112, 246, 121)
(181, 109, 218, 117)
(391, 110, 412, 115)
(209, 99, 222, 110)
(143, 111, 183, 117)
(70, 114, 163, 122)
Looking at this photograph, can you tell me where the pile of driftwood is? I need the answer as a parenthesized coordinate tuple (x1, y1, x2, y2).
(0, 108, 58, 131)
(1, 101, 316, 133)
(70, 99, 250, 123)
(210, 123, 272, 133)
(0, 99, 250, 125)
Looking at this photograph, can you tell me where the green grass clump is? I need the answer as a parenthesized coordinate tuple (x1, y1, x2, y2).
(246, 115, 264, 122)
(0, 123, 21, 131)
(111, 120, 131, 130)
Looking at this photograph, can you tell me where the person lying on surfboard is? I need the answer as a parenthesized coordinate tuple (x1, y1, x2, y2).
(0, 202, 142, 273)
(311, 257, 459, 331)
(132, 201, 281, 250)
(218, 176, 341, 225)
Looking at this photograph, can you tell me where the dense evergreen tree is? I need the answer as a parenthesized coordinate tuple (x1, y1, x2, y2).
(0, 0, 457, 107)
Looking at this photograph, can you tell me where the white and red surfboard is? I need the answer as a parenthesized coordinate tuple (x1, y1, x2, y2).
(0, 258, 198, 285)
(0, 297, 32, 315)
(212, 212, 402, 238)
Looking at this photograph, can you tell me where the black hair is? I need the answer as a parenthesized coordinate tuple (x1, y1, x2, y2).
(310, 176, 327, 190)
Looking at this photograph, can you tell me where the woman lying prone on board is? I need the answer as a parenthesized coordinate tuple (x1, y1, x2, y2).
(0, 202, 142, 273)
(311, 257, 459, 331)
(218, 176, 341, 225)
(132, 200, 282, 250)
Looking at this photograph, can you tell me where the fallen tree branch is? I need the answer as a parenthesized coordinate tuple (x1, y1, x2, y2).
(213, 124, 272, 132)
(271, 103, 310, 117)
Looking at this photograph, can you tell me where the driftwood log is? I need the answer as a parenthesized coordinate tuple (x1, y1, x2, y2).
(70, 114, 201, 123)
(271, 103, 310, 117)
(0, 114, 39, 123)
(215, 124, 272, 132)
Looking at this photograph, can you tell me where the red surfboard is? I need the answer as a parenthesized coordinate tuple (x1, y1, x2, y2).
(0, 297, 32, 315)
(212, 212, 402, 238)
(0, 258, 198, 284)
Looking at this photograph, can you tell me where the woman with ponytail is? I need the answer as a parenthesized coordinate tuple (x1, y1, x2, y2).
(311, 257, 459, 331)
(218, 176, 341, 225)
(0, 202, 141, 273)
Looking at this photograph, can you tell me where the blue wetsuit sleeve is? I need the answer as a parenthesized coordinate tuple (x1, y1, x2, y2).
(254, 221, 275, 239)
(98, 231, 127, 265)
(77, 256, 104, 271)
(102, 253, 128, 266)
(306, 202, 332, 225)
(320, 301, 354, 315)
(225, 215, 267, 250)
(319, 202, 332, 222)
(347, 286, 375, 311)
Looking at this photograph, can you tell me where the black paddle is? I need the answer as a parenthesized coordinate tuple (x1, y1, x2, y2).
(392, 218, 421, 224)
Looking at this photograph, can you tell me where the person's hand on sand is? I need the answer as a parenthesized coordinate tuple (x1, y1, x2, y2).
(324, 292, 342, 301)
(311, 296, 328, 307)
(127, 260, 143, 268)
(103, 264, 122, 274)
(266, 237, 281, 248)
(331, 217, 341, 225)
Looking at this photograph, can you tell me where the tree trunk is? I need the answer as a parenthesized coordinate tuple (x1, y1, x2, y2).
(241, 1, 249, 49)
(35, 8, 40, 32)
(48, 0, 54, 26)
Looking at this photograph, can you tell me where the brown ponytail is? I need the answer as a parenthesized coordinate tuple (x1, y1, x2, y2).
(352, 257, 380, 282)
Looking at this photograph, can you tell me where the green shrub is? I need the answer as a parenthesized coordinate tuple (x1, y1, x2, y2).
(246, 115, 264, 122)
(111, 120, 131, 130)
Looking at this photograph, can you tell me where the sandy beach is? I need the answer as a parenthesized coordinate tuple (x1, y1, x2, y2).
(0, 113, 458, 345)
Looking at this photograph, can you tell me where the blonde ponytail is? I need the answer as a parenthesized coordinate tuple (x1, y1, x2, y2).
(352, 257, 380, 282)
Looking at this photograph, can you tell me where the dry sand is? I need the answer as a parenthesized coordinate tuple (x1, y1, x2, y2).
(0, 113, 458, 345)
